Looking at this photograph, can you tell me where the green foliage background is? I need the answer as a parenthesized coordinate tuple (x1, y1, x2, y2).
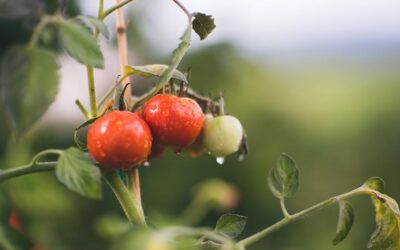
(1, 1, 400, 250)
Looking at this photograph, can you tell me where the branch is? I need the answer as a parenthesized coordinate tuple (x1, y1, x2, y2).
(236, 187, 374, 248)
(101, 0, 134, 20)
(0, 163, 56, 182)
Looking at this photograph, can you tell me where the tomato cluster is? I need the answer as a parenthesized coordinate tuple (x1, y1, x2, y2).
(87, 94, 244, 170)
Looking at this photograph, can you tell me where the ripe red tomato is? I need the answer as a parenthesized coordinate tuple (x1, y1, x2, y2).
(87, 111, 153, 170)
(142, 94, 204, 148)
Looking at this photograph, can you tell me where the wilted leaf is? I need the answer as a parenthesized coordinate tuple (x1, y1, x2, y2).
(55, 147, 102, 199)
(0, 46, 59, 135)
(59, 19, 104, 68)
(74, 15, 110, 39)
(364, 177, 385, 193)
(267, 153, 299, 199)
(192, 13, 216, 40)
(332, 200, 354, 245)
(368, 194, 400, 250)
(123, 64, 187, 83)
(215, 214, 247, 239)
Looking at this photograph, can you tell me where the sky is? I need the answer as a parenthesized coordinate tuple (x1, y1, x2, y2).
(81, 0, 400, 55)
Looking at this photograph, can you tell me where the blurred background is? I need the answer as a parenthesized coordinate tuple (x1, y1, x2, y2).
(1, 0, 400, 249)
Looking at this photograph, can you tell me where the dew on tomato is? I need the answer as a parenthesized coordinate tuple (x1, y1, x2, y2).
(143, 94, 204, 148)
(202, 115, 243, 157)
(87, 111, 153, 170)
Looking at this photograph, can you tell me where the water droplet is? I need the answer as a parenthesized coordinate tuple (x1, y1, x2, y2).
(238, 154, 245, 162)
(216, 157, 225, 165)
(175, 148, 182, 155)
(143, 161, 150, 167)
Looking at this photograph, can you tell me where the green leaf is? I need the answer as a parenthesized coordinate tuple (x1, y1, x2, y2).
(332, 200, 355, 245)
(74, 15, 110, 39)
(192, 13, 216, 40)
(368, 194, 400, 250)
(267, 153, 299, 199)
(364, 177, 385, 193)
(123, 64, 188, 83)
(215, 214, 247, 239)
(0, 46, 59, 135)
(59, 19, 104, 68)
(55, 147, 102, 199)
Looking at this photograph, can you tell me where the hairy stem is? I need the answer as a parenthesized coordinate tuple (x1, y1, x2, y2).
(236, 187, 372, 248)
(75, 99, 90, 119)
(0, 163, 56, 182)
(86, 65, 98, 117)
(103, 172, 146, 225)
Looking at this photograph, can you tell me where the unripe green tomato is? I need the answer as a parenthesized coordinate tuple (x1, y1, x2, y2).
(202, 115, 243, 157)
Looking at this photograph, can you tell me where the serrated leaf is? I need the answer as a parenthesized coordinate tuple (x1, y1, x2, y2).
(333, 200, 354, 245)
(0, 46, 59, 135)
(364, 177, 385, 193)
(55, 147, 102, 199)
(267, 153, 299, 199)
(215, 214, 247, 239)
(368, 194, 400, 250)
(59, 19, 104, 68)
(123, 64, 187, 83)
(192, 13, 216, 40)
(74, 15, 110, 39)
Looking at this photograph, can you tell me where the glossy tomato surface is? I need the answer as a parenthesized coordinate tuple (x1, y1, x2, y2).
(87, 111, 153, 169)
(203, 115, 243, 157)
(143, 94, 204, 147)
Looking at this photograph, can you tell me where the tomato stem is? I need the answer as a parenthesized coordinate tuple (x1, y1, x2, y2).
(236, 187, 375, 248)
(103, 171, 146, 225)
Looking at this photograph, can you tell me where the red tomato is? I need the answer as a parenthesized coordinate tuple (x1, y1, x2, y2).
(142, 94, 204, 148)
(87, 111, 153, 170)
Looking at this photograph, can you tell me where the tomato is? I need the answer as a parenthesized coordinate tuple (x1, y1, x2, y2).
(8, 210, 22, 232)
(142, 94, 204, 148)
(202, 115, 243, 157)
(87, 111, 153, 170)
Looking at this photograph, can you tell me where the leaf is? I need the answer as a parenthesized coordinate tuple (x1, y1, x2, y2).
(215, 214, 247, 239)
(332, 200, 355, 245)
(123, 64, 188, 83)
(364, 177, 385, 193)
(55, 147, 102, 199)
(267, 153, 299, 199)
(0, 46, 59, 135)
(58, 19, 104, 68)
(192, 13, 216, 40)
(74, 15, 110, 39)
(368, 194, 400, 250)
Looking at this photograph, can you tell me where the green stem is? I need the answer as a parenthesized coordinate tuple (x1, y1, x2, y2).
(98, 0, 105, 18)
(75, 99, 90, 119)
(236, 187, 372, 248)
(103, 172, 146, 226)
(0, 149, 63, 182)
(0, 163, 56, 182)
(280, 198, 290, 218)
(28, 16, 55, 48)
(86, 65, 98, 117)
(101, 0, 134, 20)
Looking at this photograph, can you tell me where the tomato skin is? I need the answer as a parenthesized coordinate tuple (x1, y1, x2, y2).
(143, 94, 204, 148)
(87, 111, 153, 170)
(203, 115, 243, 157)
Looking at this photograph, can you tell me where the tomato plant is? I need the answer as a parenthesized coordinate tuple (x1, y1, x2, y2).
(0, 1, 399, 250)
